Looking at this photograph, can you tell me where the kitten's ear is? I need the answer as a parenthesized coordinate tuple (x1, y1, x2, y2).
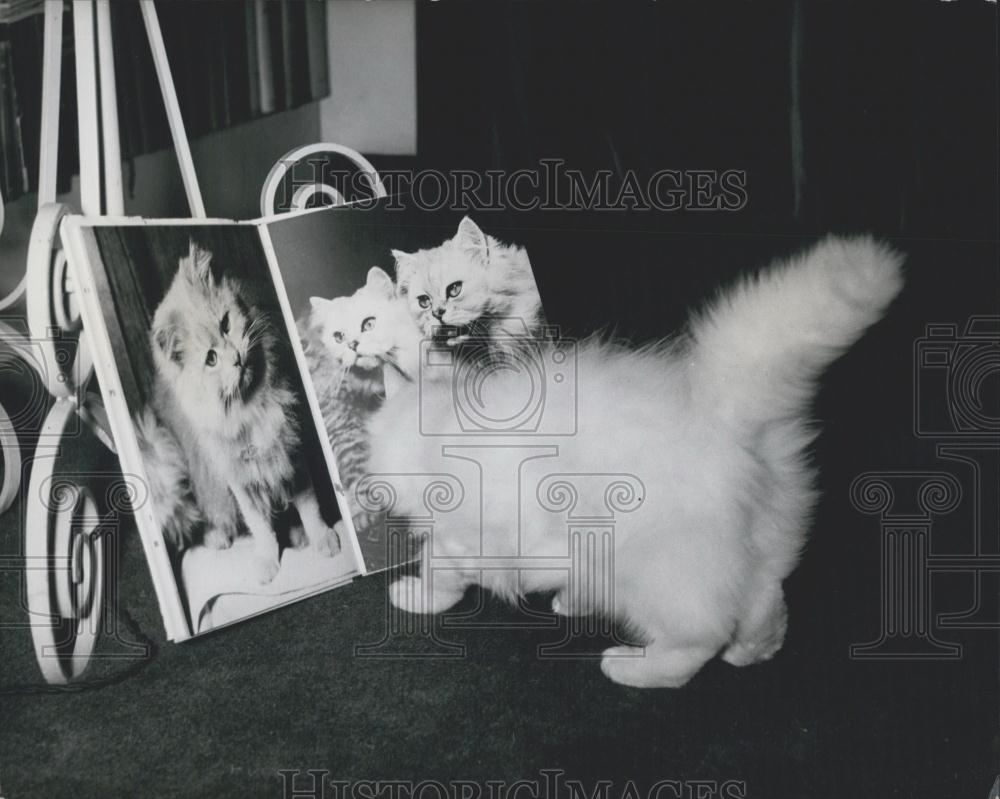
(308, 296, 334, 314)
(152, 319, 184, 365)
(180, 239, 213, 286)
(391, 249, 415, 273)
(455, 216, 488, 263)
(366, 266, 395, 299)
(391, 249, 416, 295)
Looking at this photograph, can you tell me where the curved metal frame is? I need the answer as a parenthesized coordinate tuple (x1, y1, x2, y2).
(1, 2, 389, 684)
(24, 405, 104, 684)
(259, 142, 387, 218)
(0, 0, 205, 683)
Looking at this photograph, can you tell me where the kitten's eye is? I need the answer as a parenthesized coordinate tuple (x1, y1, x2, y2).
(220, 311, 230, 336)
(446, 281, 463, 299)
(333, 331, 344, 343)
(417, 295, 431, 309)
(361, 316, 375, 333)
(205, 349, 217, 366)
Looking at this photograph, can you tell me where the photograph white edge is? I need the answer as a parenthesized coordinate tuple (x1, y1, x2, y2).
(60, 216, 193, 641)
(67, 195, 384, 231)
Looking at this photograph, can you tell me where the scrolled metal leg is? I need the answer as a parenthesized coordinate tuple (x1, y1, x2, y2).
(25, 203, 94, 400)
(0, 400, 20, 514)
(16, 201, 112, 682)
(25, 399, 106, 684)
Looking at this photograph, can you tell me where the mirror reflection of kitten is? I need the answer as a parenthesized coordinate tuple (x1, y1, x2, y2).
(393, 217, 542, 347)
(137, 241, 339, 584)
(301, 266, 421, 540)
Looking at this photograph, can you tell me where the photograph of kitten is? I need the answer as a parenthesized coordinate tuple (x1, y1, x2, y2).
(137, 241, 340, 584)
(366, 236, 904, 688)
(299, 265, 421, 539)
(264, 206, 553, 572)
(392, 216, 543, 348)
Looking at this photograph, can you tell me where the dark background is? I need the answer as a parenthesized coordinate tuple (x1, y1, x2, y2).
(268, 204, 467, 318)
(1, 2, 997, 798)
(412, 0, 996, 243)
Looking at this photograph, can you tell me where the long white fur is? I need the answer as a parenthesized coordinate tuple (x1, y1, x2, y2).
(136, 241, 339, 584)
(365, 235, 904, 688)
(133, 405, 204, 548)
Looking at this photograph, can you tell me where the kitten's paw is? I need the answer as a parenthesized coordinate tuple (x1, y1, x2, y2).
(551, 591, 568, 616)
(312, 525, 341, 557)
(721, 625, 787, 667)
(720, 642, 764, 668)
(600, 646, 653, 687)
(389, 576, 464, 614)
(722, 595, 788, 667)
(550, 590, 590, 616)
(389, 577, 427, 613)
(252, 553, 280, 584)
(288, 524, 308, 549)
(600, 644, 711, 689)
(203, 526, 234, 550)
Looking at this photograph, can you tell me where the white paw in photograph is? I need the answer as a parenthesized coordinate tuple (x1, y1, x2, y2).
(312, 525, 341, 557)
(203, 527, 233, 550)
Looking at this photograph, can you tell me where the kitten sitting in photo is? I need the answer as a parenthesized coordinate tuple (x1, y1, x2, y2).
(366, 236, 904, 688)
(300, 266, 421, 538)
(137, 241, 339, 584)
(393, 216, 543, 348)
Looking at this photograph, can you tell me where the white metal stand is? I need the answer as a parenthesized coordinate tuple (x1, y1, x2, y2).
(0, 0, 205, 683)
(0, 1, 386, 684)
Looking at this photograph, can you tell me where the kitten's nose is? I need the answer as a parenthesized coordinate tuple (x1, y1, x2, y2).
(432, 307, 445, 319)
(348, 340, 358, 351)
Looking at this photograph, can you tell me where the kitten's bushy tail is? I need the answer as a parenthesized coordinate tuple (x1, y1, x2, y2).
(133, 407, 203, 549)
(689, 235, 904, 431)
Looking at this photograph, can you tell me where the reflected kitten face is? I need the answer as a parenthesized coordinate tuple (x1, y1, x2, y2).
(393, 217, 493, 337)
(309, 267, 415, 374)
(151, 241, 272, 416)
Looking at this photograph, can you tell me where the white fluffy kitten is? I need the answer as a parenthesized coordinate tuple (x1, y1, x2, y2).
(140, 241, 339, 584)
(366, 236, 904, 688)
(306, 266, 421, 389)
(302, 267, 421, 538)
(393, 216, 543, 346)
